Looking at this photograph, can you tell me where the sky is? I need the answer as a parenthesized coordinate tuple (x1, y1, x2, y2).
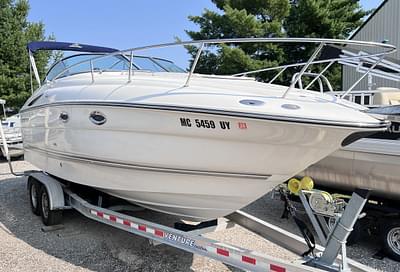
(27, 0, 384, 69)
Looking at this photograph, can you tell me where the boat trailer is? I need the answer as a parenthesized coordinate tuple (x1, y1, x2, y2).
(0, 121, 377, 272)
(22, 170, 374, 272)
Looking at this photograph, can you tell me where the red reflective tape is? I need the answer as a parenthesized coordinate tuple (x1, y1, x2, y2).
(242, 256, 256, 265)
(139, 225, 146, 231)
(155, 229, 164, 237)
(270, 264, 286, 272)
(109, 215, 117, 222)
(216, 248, 229, 257)
(123, 220, 131, 226)
(97, 212, 104, 218)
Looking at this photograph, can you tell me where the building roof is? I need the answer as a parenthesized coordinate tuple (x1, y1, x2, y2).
(349, 0, 389, 40)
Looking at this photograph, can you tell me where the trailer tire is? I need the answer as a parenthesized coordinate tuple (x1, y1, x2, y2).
(382, 221, 400, 261)
(28, 178, 41, 216)
(39, 186, 62, 226)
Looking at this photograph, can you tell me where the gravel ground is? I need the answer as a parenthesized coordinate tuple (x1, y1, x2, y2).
(0, 160, 399, 271)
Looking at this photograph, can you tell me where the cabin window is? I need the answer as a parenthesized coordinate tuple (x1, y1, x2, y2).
(354, 95, 361, 104)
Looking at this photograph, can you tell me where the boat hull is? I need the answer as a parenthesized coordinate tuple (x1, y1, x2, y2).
(21, 103, 367, 220)
(25, 147, 284, 220)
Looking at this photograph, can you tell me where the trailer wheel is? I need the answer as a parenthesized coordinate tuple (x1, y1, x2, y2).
(28, 179, 41, 216)
(382, 221, 400, 261)
(39, 186, 62, 226)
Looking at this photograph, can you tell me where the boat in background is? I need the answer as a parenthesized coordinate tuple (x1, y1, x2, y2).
(0, 115, 23, 158)
(0, 99, 23, 158)
(301, 88, 400, 200)
(293, 43, 400, 199)
(20, 38, 394, 220)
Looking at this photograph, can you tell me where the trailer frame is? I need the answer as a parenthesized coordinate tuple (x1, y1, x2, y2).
(23, 170, 378, 272)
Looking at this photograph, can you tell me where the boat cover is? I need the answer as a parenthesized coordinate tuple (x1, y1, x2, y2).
(27, 41, 118, 53)
(366, 105, 400, 139)
(367, 105, 400, 116)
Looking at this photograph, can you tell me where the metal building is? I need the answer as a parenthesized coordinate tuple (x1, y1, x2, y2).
(342, 0, 400, 91)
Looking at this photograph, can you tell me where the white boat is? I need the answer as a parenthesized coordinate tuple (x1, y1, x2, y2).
(301, 88, 400, 200)
(20, 38, 395, 220)
(297, 44, 400, 199)
(0, 114, 23, 158)
(0, 99, 23, 158)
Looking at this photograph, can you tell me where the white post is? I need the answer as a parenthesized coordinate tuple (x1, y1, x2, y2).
(304, 61, 335, 90)
(0, 124, 9, 161)
(128, 50, 133, 82)
(29, 62, 34, 94)
(90, 60, 94, 83)
(269, 67, 287, 84)
(28, 51, 41, 88)
(184, 43, 204, 87)
(341, 55, 385, 99)
(283, 43, 325, 98)
(1, 100, 6, 119)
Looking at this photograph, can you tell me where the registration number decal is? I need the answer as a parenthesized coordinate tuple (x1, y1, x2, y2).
(180, 118, 231, 130)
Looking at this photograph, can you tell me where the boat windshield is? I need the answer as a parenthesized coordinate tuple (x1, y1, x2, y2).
(46, 54, 132, 81)
(152, 58, 185, 73)
(46, 54, 185, 81)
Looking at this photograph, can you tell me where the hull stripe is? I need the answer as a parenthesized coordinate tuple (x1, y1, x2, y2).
(24, 145, 271, 180)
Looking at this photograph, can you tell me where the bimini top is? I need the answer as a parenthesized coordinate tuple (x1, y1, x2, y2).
(27, 41, 118, 53)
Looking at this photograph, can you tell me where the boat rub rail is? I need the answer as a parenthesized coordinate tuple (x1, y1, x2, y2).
(20, 101, 389, 129)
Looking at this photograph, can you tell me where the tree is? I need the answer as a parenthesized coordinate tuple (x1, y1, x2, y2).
(284, 0, 368, 89)
(286, 0, 368, 39)
(186, 0, 369, 90)
(185, 1, 290, 78)
(0, 0, 51, 112)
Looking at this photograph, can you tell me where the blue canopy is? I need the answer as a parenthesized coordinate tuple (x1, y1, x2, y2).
(27, 41, 118, 53)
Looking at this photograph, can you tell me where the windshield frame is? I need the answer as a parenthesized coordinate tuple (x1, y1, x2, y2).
(151, 57, 186, 73)
(45, 53, 139, 82)
(44, 53, 184, 82)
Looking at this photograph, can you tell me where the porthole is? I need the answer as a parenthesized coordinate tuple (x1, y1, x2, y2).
(239, 99, 264, 106)
(281, 104, 300, 110)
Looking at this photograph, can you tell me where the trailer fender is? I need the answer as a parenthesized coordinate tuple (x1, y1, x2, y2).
(28, 172, 65, 210)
